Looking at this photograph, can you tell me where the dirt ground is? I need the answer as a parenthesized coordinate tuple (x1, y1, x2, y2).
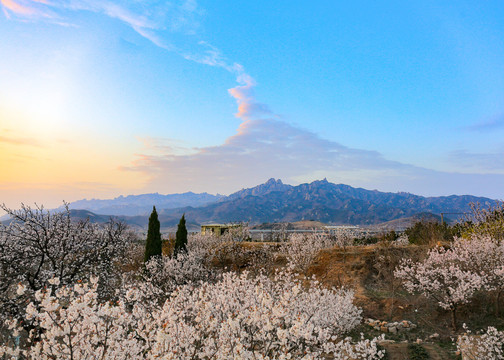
(307, 244, 462, 359)
(381, 343, 454, 360)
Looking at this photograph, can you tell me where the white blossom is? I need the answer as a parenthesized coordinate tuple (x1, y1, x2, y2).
(2, 270, 384, 359)
(284, 233, 335, 272)
(458, 326, 504, 359)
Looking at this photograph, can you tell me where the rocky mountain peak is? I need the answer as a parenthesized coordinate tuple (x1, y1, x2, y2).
(227, 178, 292, 200)
(265, 178, 283, 186)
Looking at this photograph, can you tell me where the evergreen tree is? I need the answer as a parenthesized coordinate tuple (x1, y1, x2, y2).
(174, 214, 188, 258)
(144, 206, 162, 263)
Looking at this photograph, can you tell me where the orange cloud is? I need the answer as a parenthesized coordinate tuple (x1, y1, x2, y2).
(228, 74, 272, 121)
(0, 0, 54, 18)
(1, 0, 37, 16)
(0, 135, 43, 147)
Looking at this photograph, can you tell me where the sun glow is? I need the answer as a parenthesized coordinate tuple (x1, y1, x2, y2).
(0, 103, 148, 209)
(7, 87, 67, 136)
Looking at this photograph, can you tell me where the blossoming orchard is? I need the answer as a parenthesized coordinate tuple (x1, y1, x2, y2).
(1, 202, 504, 359)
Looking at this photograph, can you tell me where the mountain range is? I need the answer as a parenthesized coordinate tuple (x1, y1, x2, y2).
(68, 192, 225, 216)
(62, 178, 495, 229)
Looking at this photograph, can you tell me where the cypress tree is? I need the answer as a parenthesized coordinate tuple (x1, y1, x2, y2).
(174, 214, 188, 258)
(144, 206, 162, 263)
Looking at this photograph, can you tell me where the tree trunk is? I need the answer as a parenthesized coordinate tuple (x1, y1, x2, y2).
(496, 291, 501, 317)
(451, 305, 457, 331)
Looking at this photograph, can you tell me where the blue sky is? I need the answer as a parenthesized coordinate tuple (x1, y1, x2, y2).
(1, 0, 504, 207)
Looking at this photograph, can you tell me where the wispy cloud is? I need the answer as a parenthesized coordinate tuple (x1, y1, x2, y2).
(1, 0, 48, 17)
(136, 136, 197, 156)
(1, 0, 201, 41)
(182, 41, 233, 68)
(0, 134, 43, 147)
(0, 0, 253, 92)
(448, 149, 504, 172)
(466, 113, 504, 132)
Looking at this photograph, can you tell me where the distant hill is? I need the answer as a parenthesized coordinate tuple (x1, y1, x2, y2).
(369, 212, 443, 231)
(69, 209, 115, 223)
(67, 210, 201, 233)
(68, 192, 225, 216)
(60, 178, 496, 229)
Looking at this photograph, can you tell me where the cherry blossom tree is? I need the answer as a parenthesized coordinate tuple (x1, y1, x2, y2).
(395, 233, 504, 329)
(0, 203, 134, 335)
(451, 235, 504, 315)
(283, 233, 335, 272)
(197, 230, 275, 273)
(0, 277, 150, 360)
(221, 223, 251, 242)
(394, 244, 485, 330)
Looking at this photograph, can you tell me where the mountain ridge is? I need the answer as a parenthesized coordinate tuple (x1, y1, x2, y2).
(57, 178, 497, 228)
(155, 178, 494, 226)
